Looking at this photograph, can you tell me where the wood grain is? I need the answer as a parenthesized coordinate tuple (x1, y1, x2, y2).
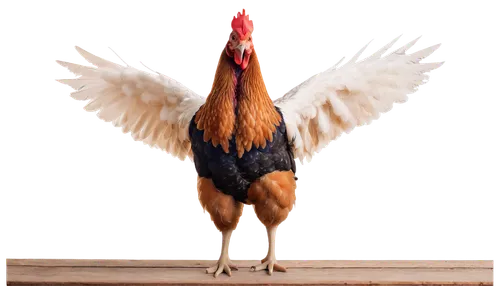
(6, 259, 493, 286)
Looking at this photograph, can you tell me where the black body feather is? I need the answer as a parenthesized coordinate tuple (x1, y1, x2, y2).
(189, 108, 296, 203)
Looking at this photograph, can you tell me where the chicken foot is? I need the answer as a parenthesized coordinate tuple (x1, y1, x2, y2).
(206, 229, 238, 277)
(250, 226, 287, 275)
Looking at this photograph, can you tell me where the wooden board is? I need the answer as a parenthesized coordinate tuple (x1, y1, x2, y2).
(7, 259, 493, 286)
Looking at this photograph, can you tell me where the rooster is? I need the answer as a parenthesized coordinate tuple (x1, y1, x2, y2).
(57, 9, 442, 277)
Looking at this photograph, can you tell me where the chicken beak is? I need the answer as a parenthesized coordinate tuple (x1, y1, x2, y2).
(234, 44, 245, 65)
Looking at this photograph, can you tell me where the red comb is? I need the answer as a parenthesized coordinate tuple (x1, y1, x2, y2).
(231, 9, 253, 39)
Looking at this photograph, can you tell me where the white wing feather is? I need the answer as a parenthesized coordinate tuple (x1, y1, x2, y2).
(57, 47, 205, 160)
(274, 36, 443, 162)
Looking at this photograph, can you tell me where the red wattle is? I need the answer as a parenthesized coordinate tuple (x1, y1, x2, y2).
(234, 50, 243, 65)
(240, 52, 250, 69)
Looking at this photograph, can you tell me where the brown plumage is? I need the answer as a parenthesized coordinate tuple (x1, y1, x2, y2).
(195, 50, 281, 157)
(248, 170, 296, 227)
(197, 177, 243, 231)
(236, 52, 281, 157)
(195, 51, 237, 153)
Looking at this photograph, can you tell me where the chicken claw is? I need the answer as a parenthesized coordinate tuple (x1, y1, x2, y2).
(206, 257, 238, 278)
(250, 256, 287, 275)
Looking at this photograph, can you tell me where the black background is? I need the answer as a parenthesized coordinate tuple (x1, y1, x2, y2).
(7, 1, 492, 256)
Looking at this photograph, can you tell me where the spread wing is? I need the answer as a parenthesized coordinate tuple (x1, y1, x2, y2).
(274, 36, 443, 162)
(57, 47, 205, 160)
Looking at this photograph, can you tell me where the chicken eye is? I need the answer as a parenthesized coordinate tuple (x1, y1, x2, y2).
(231, 35, 236, 41)
(249, 37, 252, 41)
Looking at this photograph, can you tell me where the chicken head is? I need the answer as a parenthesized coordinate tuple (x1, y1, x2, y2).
(225, 8, 256, 70)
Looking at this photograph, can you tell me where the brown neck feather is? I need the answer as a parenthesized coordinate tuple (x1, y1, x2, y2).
(236, 51, 281, 157)
(195, 49, 281, 157)
(195, 51, 236, 153)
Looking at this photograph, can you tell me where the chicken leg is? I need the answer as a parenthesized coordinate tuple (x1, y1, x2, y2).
(206, 230, 238, 277)
(250, 226, 287, 275)
(247, 171, 295, 275)
(195, 177, 245, 277)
